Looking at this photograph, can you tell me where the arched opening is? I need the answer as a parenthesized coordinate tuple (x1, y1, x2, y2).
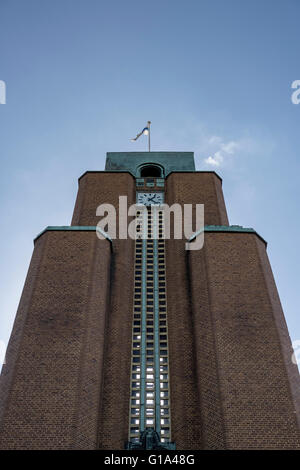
(140, 165, 163, 177)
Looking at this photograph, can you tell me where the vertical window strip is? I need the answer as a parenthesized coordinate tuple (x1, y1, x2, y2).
(129, 205, 172, 443)
(140, 211, 147, 432)
(128, 212, 142, 441)
(157, 210, 172, 442)
(153, 207, 161, 435)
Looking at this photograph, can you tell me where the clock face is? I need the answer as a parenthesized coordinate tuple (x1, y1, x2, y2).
(137, 192, 164, 206)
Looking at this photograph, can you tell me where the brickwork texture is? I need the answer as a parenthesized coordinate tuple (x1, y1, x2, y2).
(0, 169, 299, 449)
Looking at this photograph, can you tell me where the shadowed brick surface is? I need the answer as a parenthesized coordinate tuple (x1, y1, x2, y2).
(188, 232, 300, 449)
(166, 237, 204, 449)
(97, 239, 135, 449)
(71, 171, 136, 448)
(71, 172, 135, 227)
(0, 231, 111, 449)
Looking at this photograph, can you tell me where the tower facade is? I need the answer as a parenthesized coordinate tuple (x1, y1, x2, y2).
(0, 151, 299, 449)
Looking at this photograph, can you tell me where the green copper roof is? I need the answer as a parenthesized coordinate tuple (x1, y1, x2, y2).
(34, 225, 266, 246)
(189, 225, 267, 245)
(105, 152, 195, 177)
(34, 225, 112, 243)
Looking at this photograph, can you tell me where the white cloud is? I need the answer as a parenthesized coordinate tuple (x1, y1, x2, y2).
(220, 140, 240, 154)
(204, 137, 242, 167)
(208, 135, 222, 145)
(204, 151, 224, 166)
(149, 119, 274, 171)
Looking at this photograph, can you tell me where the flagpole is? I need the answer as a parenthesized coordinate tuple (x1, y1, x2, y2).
(148, 121, 151, 152)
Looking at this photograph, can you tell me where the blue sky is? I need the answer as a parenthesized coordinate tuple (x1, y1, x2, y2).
(0, 0, 299, 364)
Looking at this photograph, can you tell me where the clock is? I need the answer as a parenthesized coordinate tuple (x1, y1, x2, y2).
(137, 192, 164, 206)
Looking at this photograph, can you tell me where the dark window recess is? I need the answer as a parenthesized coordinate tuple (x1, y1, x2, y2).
(140, 166, 162, 177)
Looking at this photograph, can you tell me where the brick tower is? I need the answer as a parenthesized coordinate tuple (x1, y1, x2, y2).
(0, 151, 299, 450)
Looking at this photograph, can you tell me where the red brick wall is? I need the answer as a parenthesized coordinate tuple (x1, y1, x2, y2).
(71, 172, 135, 227)
(166, 237, 204, 450)
(187, 232, 300, 449)
(97, 238, 135, 449)
(187, 241, 226, 449)
(72, 171, 228, 228)
(164, 172, 229, 449)
(0, 231, 111, 449)
(0, 236, 44, 429)
(1, 167, 299, 450)
(166, 172, 229, 226)
(71, 172, 136, 448)
(255, 238, 300, 429)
